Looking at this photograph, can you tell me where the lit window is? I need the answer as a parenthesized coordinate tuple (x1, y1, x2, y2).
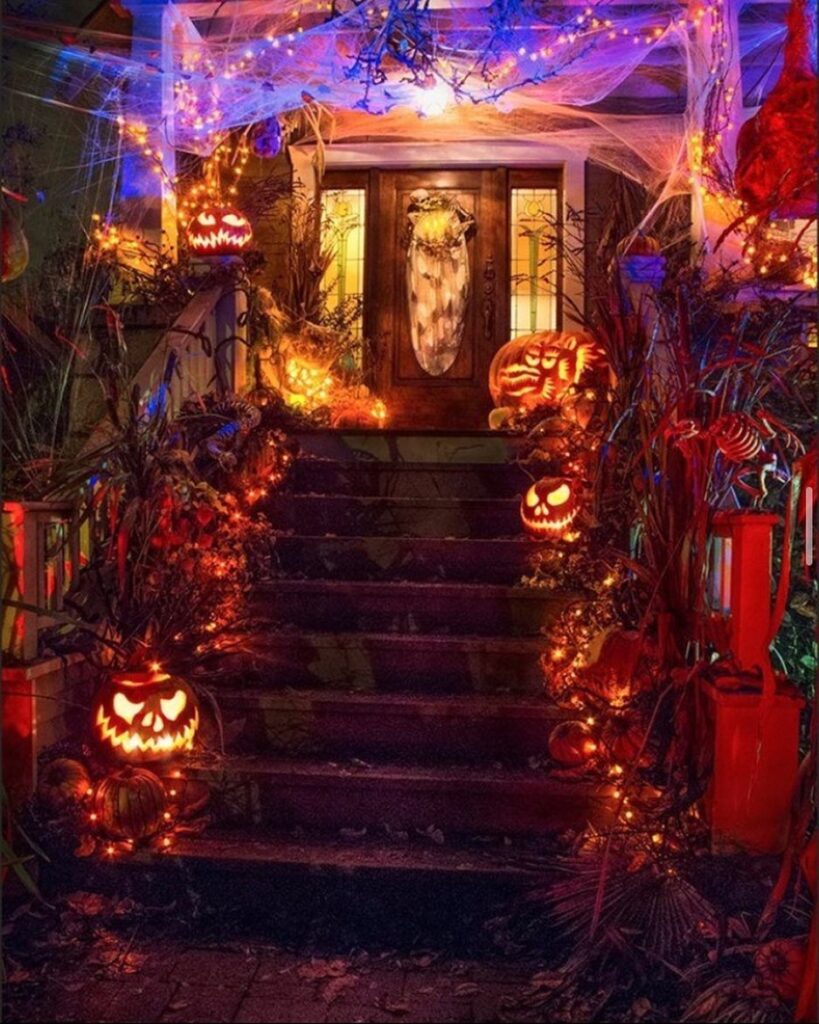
(510, 187, 559, 338)
(320, 188, 366, 351)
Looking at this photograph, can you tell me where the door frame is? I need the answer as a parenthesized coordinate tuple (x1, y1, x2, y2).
(291, 139, 586, 326)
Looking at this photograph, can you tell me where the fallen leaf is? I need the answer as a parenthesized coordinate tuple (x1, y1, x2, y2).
(454, 982, 479, 998)
(321, 974, 357, 1004)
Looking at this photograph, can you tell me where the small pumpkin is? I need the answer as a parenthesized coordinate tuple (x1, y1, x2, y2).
(520, 477, 581, 539)
(37, 758, 92, 809)
(93, 766, 167, 841)
(602, 715, 646, 765)
(753, 938, 806, 1001)
(548, 720, 597, 767)
(93, 668, 200, 763)
(489, 330, 599, 414)
(616, 231, 660, 257)
(186, 203, 252, 256)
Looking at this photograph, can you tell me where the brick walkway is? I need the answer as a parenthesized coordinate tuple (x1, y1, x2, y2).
(5, 942, 539, 1023)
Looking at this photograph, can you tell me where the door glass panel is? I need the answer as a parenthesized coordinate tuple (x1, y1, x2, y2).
(510, 187, 559, 338)
(320, 188, 366, 364)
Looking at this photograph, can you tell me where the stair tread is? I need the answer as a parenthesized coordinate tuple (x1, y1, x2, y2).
(276, 494, 521, 507)
(215, 687, 561, 713)
(186, 753, 595, 789)
(145, 829, 550, 879)
(243, 629, 549, 649)
(255, 579, 562, 599)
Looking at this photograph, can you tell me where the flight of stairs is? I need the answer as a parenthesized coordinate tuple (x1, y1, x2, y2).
(155, 431, 610, 882)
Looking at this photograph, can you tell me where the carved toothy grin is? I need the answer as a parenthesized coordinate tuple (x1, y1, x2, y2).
(96, 705, 200, 758)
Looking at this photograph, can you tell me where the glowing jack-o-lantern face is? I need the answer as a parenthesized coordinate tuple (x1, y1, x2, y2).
(520, 477, 580, 539)
(186, 205, 253, 256)
(94, 669, 200, 763)
(489, 331, 599, 413)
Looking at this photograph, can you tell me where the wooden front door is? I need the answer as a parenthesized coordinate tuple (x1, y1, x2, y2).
(369, 168, 507, 430)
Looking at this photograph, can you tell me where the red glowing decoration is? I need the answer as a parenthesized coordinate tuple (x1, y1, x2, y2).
(754, 939, 807, 1001)
(37, 758, 92, 810)
(734, 0, 818, 221)
(548, 720, 597, 767)
(93, 668, 200, 763)
(93, 765, 167, 841)
(186, 204, 253, 256)
(489, 330, 599, 414)
(520, 477, 580, 539)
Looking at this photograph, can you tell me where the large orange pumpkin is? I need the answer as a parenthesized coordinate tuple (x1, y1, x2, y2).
(489, 330, 598, 413)
(520, 477, 581, 539)
(93, 669, 200, 763)
(186, 204, 252, 256)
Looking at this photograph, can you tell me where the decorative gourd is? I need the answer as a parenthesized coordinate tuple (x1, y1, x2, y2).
(93, 668, 200, 763)
(489, 330, 598, 414)
(186, 204, 252, 256)
(753, 938, 807, 1001)
(520, 477, 580, 539)
(93, 766, 167, 841)
(37, 758, 92, 809)
(548, 720, 597, 767)
(616, 232, 660, 257)
(330, 398, 388, 430)
(602, 715, 645, 764)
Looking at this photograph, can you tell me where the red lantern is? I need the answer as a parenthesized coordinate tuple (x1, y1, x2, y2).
(489, 330, 599, 415)
(186, 204, 253, 256)
(734, 0, 817, 221)
(548, 720, 597, 767)
(93, 766, 167, 841)
(93, 668, 200, 763)
(520, 477, 581, 540)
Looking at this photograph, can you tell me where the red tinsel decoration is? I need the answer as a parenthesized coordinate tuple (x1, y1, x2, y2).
(734, 0, 818, 221)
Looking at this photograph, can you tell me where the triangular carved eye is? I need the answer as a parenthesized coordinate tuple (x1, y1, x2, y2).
(546, 483, 571, 506)
(160, 690, 188, 722)
(113, 692, 145, 724)
(198, 213, 217, 226)
(525, 486, 540, 508)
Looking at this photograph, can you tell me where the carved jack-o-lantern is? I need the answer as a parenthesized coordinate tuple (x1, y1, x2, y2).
(489, 330, 599, 413)
(186, 204, 252, 256)
(94, 669, 200, 763)
(520, 477, 580, 539)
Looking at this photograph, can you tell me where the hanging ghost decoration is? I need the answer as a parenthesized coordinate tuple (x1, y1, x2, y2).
(406, 189, 474, 377)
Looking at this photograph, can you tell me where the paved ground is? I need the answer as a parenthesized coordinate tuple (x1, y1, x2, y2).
(5, 940, 542, 1023)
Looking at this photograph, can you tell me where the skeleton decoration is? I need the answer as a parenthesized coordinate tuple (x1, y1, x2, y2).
(406, 189, 474, 377)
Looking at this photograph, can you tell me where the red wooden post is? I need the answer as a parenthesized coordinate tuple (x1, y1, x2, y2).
(701, 511, 804, 854)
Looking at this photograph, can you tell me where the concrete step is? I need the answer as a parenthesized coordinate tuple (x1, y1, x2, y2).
(251, 580, 570, 637)
(263, 493, 522, 539)
(271, 535, 538, 584)
(215, 688, 570, 762)
(294, 429, 521, 465)
(186, 755, 612, 836)
(291, 459, 529, 499)
(141, 828, 553, 882)
(215, 630, 548, 693)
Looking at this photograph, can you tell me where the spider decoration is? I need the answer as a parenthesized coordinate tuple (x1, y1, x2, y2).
(666, 410, 804, 498)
